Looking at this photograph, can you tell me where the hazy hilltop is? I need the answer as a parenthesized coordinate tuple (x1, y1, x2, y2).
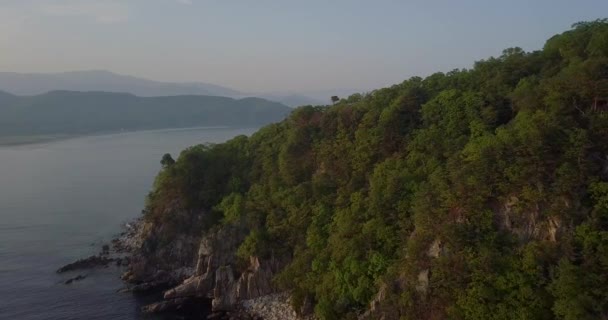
(0, 90, 291, 140)
(0, 70, 328, 107)
(256, 93, 325, 108)
(0, 70, 241, 98)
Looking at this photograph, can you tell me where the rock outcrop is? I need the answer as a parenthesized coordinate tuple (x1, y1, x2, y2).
(57, 255, 115, 273)
(121, 215, 202, 291)
(241, 293, 314, 320)
(138, 224, 284, 314)
(358, 280, 404, 320)
(494, 196, 570, 243)
(64, 274, 87, 284)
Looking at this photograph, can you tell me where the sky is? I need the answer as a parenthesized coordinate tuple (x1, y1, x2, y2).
(0, 0, 607, 94)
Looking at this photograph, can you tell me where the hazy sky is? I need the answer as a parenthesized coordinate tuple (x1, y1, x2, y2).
(0, 0, 606, 93)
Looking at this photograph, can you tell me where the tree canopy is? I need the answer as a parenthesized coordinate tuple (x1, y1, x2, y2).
(144, 20, 608, 319)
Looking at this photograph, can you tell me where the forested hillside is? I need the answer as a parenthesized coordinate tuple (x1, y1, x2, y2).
(0, 91, 290, 139)
(143, 20, 608, 319)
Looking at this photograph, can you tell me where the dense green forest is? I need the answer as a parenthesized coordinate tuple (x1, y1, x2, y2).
(0, 90, 290, 139)
(144, 20, 608, 319)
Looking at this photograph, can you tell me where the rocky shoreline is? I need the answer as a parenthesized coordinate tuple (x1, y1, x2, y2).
(58, 218, 313, 320)
(241, 293, 315, 320)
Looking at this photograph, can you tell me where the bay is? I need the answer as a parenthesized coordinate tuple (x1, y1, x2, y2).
(0, 127, 257, 320)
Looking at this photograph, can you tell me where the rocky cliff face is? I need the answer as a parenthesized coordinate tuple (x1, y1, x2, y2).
(358, 196, 579, 320)
(121, 219, 200, 292)
(493, 196, 572, 243)
(127, 223, 287, 315)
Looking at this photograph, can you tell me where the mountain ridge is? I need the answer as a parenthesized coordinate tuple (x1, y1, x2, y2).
(0, 90, 291, 141)
(0, 70, 241, 97)
(0, 70, 334, 107)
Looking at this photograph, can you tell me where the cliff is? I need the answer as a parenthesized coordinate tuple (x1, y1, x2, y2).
(125, 21, 608, 320)
(121, 220, 306, 319)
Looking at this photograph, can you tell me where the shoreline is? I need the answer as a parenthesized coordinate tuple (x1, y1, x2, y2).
(0, 125, 253, 147)
(0, 134, 75, 146)
(58, 217, 313, 320)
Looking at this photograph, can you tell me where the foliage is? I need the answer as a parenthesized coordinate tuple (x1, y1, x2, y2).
(144, 21, 608, 319)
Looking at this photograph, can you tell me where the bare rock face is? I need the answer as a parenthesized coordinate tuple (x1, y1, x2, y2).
(367, 283, 387, 315)
(164, 274, 214, 299)
(198, 226, 244, 274)
(427, 239, 444, 258)
(415, 269, 430, 294)
(163, 225, 245, 302)
(212, 266, 238, 310)
(142, 224, 282, 314)
(358, 279, 405, 320)
(124, 217, 201, 287)
(241, 293, 312, 320)
(236, 256, 279, 300)
(495, 196, 568, 243)
(209, 254, 282, 311)
(547, 216, 561, 242)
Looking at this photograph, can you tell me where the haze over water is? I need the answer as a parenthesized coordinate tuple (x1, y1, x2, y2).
(0, 127, 256, 320)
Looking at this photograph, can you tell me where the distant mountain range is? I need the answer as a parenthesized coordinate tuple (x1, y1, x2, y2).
(0, 70, 240, 97)
(0, 70, 346, 107)
(0, 90, 291, 140)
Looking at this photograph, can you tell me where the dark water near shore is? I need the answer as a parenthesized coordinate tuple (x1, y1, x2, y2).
(0, 127, 257, 320)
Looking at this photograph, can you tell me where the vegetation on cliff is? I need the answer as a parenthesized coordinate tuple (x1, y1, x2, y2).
(144, 20, 608, 319)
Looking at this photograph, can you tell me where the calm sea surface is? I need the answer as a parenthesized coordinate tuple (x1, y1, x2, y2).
(0, 127, 257, 320)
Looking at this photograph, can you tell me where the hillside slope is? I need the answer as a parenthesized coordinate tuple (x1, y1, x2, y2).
(129, 20, 608, 320)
